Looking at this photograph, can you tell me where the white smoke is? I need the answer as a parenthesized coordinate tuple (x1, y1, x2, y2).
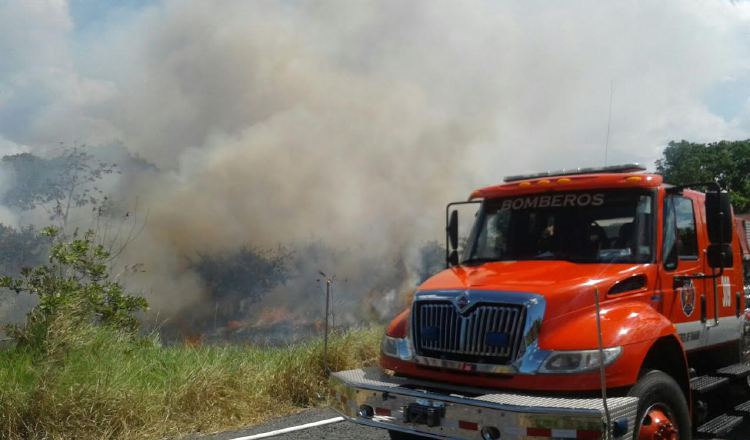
(1, 0, 750, 322)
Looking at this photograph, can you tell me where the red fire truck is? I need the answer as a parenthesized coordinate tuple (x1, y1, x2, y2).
(331, 164, 750, 439)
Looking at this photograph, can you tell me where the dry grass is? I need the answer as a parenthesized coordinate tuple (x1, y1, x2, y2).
(0, 324, 382, 439)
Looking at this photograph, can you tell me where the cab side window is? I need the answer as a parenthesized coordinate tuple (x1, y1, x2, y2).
(674, 197, 698, 259)
(663, 196, 698, 270)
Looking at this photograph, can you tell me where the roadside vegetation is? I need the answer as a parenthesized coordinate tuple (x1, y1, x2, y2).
(0, 324, 380, 439)
(0, 228, 381, 439)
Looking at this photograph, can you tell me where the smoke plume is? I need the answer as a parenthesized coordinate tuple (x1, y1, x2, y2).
(1, 1, 750, 331)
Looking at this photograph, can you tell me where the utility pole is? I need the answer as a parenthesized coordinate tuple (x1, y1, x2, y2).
(319, 271, 335, 375)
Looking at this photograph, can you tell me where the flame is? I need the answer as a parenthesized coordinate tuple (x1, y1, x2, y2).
(183, 334, 203, 347)
(254, 307, 296, 327)
(226, 320, 247, 331)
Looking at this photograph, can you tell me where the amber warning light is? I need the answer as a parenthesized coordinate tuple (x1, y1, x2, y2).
(503, 163, 646, 182)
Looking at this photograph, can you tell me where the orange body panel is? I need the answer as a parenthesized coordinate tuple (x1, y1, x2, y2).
(419, 262, 658, 328)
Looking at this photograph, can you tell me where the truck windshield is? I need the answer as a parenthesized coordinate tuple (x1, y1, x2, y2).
(465, 190, 654, 264)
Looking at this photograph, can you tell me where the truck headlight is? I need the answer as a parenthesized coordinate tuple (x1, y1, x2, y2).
(381, 336, 413, 361)
(538, 346, 622, 373)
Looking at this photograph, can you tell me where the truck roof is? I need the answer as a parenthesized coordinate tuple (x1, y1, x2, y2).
(470, 172, 663, 200)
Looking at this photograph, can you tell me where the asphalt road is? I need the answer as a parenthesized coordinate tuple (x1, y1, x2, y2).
(192, 408, 388, 440)
(192, 406, 750, 440)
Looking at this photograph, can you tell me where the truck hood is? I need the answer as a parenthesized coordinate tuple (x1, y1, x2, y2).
(418, 260, 652, 321)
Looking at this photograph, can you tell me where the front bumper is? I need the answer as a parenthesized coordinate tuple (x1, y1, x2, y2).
(330, 368, 638, 440)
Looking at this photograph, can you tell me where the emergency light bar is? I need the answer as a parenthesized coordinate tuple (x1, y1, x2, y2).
(503, 163, 646, 183)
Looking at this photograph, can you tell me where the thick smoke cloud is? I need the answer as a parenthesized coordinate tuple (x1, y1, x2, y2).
(1, 1, 750, 325)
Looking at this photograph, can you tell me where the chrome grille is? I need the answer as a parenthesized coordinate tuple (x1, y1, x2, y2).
(413, 302, 526, 364)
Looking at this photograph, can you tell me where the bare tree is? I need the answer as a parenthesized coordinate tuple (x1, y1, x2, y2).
(2, 145, 118, 228)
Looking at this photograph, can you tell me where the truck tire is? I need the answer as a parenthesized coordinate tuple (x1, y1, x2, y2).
(388, 430, 428, 440)
(628, 370, 691, 440)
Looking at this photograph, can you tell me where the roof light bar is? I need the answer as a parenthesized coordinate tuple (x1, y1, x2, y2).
(503, 163, 646, 183)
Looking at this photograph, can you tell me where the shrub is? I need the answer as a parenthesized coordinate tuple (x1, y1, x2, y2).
(0, 227, 147, 349)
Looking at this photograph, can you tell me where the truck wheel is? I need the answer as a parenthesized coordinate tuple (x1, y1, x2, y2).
(388, 430, 428, 440)
(628, 370, 691, 440)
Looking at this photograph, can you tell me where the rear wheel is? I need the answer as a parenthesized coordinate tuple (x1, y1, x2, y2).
(628, 370, 691, 440)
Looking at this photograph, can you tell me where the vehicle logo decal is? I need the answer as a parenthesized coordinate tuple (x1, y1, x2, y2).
(679, 279, 696, 317)
(455, 292, 470, 313)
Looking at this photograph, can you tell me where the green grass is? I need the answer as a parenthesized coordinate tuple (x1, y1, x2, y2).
(0, 324, 382, 440)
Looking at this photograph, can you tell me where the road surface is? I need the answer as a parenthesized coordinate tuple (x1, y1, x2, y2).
(191, 408, 387, 440)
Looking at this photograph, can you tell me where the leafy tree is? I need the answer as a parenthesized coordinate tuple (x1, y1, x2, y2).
(1, 146, 117, 227)
(656, 140, 750, 212)
(0, 227, 148, 348)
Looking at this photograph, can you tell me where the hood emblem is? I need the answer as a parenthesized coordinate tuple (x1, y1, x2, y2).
(455, 292, 471, 313)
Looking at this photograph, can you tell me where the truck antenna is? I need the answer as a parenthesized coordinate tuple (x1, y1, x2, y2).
(604, 80, 614, 166)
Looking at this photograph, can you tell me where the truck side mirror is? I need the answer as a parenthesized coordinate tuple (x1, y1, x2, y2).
(444, 201, 480, 268)
(706, 190, 732, 245)
(446, 210, 459, 267)
(448, 210, 458, 250)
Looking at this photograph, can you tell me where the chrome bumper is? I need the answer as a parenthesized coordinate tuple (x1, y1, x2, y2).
(330, 368, 637, 440)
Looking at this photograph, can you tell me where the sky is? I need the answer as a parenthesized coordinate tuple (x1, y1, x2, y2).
(1, 1, 749, 172)
(1, 0, 750, 319)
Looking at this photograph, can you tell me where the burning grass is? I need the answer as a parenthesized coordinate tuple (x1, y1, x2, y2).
(0, 323, 382, 440)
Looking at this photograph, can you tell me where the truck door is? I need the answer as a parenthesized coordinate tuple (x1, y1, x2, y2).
(662, 194, 709, 350)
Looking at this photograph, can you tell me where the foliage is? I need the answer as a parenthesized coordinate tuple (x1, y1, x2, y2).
(0, 227, 147, 348)
(0, 224, 50, 276)
(656, 139, 750, 212)
(1, 146, 117, 226)
(0, 325, 382, 439)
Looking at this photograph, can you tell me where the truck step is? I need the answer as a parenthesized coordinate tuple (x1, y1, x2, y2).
(690, 375, 729, 393)
(734, 400, 750, 414)
(716, 363, 750, 379)
(696, 414, 743, 437)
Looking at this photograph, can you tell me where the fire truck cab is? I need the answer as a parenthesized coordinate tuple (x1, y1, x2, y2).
(332, 164, 750, 440)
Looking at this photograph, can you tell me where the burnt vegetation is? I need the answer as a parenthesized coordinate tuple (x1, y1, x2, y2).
(191, 246, 291, 324)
